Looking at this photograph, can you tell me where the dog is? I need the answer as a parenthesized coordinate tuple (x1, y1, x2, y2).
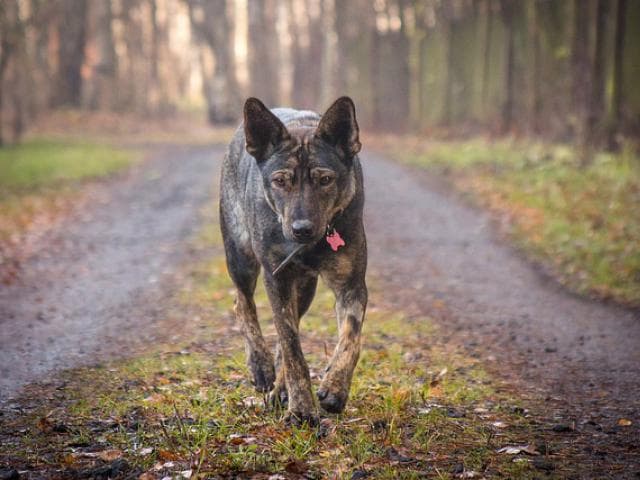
(219, 96, 367, 426)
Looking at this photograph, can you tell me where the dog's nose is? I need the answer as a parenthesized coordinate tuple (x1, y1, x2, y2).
(292, 220, 314, 240)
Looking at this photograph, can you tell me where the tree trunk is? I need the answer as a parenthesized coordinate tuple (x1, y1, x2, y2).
(442, 2, 455, 126)
(530, 0, 542, 134)
(149, 0, 159, 84)
(188, 0, 241, 124)
(394, 0, 410, 130)
(53, 0, 87, 107)
(609, 0, 626, 149)
(87, 0, 117, 110)
(0, 0, 21, 145)
(247, 0, 279, 106)
(369, 4, 381, 128)
(288, 0, 325, 109)
(333, 0, 349, 95)
(571, 0, 592, 163)
(589, 0, 608, 147)
(500, 0, 515, 134)
(481, 0, 493, 121)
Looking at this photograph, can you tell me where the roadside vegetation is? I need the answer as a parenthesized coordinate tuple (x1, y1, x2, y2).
(373, 137, 640, 308)
(0, 139, 132, 194)
(0, 137, 135, 283)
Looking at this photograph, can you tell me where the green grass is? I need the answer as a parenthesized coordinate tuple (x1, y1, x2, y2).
(0, 138, 135, 250)
(391, 138, 640, 307)
(0, 138, 133, 196)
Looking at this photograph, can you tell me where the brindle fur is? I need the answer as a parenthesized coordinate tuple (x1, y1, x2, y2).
(219, 97, 367, 426)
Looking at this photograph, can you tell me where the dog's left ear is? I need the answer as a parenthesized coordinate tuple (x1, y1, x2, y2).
(316, 97, 361, 160)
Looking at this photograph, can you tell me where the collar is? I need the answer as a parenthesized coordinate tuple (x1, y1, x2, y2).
(272, 210, 344, 276)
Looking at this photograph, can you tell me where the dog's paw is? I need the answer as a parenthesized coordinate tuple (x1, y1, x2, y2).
(284, 411, 319, 428)
(317, 388, 348, 414)
(249, 357, 276, 393)
(268, 386, 288, 409)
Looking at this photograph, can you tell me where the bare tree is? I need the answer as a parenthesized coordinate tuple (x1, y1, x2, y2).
(287, 0, 325, 109)
(500, 0, 516, 134)
(589, 0, 609, 146)
(610, 0, 626, 149)
(188, 0, 241, 123)
(529, 0, 542, 134)
(571, 0, 592, 162)
(86, 0, 117, 110)
(0, 0, 24, 145)
(481, 0, 494, 119)
(53, 0, 88, 107)
(247, 0, 280, 106)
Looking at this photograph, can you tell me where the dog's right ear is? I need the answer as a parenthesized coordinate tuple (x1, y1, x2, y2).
(244, 98, 289, 162)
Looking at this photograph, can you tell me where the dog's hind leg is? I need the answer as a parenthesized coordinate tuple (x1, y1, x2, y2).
(223, 236, 275, 393)
(270, 276, 318, 407)
(318, 273, 367, 414)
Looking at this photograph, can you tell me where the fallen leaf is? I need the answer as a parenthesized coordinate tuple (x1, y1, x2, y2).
(228, 433, 258, 445)
(285, 460, 308, 474)
(37, 417, 54, 433)
(533, 457, 555, 471)
(138, 473, 155, 480)
(497, 447, 522, 455)
(138, 447, 154, 456)
(617, 418, 632, 427)
(98, 449, 124, 461)
(154, 461, 174, 471)
(491, 421, 508, 428)
(430, 367, 448, 387)
(242, 396, 260, 407)
(343, 417, 365, 425)
(180, 470, 193, 478)
(497, 445, 540, 455)
(143, 393, 166, 404)
(551, 423, 575, 433)
(386, 447, 416, 463)
(458, 471, 480, 478)
(157, 449, 179, 461)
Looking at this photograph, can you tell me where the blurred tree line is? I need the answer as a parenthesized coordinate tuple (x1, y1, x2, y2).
(0, 0, 638, 151)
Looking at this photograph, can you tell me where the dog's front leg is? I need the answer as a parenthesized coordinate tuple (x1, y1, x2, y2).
(318, 277, 367, 413)
(264, 274, 317, 426)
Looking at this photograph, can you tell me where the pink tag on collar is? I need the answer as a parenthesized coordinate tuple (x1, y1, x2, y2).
(326, 229, 345, 251)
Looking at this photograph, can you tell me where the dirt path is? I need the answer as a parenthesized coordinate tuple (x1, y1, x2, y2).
(1, 143, 638, 456)
(363, 150, 640, 446)
(0, 145, 224, 401)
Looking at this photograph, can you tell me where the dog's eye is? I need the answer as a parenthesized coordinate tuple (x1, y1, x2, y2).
(319, 175, 334, 186)
(272, 177, 286, 187)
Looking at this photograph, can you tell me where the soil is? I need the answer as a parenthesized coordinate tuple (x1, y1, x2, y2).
(0, 144, 638, 476)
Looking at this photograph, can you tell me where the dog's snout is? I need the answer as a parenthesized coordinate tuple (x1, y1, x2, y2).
(292, 219, 314, 240)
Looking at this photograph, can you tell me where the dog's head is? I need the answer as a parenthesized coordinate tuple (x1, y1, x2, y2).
(243, 96, 361, 245)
